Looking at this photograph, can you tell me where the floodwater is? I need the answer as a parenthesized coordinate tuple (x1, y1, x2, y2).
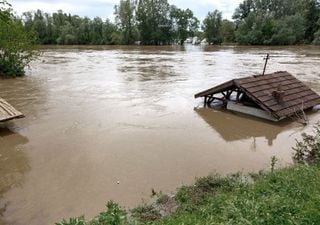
(0, 45, 320, 225)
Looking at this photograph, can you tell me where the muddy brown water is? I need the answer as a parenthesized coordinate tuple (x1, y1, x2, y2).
(0, 45, 320, 225)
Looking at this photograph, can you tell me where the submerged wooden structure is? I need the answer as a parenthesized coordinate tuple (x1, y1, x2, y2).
(195, 71, 320, 122)
(0, 98, 24, 122)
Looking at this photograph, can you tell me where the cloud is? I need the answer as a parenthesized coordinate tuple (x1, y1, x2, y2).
(10, 0, 116, 19)
(9, 0, 242, 21)
(169, 0, 243, 20)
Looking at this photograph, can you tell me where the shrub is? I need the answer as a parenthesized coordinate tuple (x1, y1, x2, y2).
(293, 123, 320, 165)
(0, 2, 38, 77)
(92, 201, 127, 225)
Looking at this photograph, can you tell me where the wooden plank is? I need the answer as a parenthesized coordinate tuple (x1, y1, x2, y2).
(195, 80, 235, 98)
(0, 98, 24, 122)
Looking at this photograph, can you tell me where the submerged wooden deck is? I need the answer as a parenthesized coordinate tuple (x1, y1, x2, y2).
(0, 98, 24, 122)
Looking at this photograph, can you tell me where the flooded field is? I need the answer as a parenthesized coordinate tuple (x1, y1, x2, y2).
(0, 45, 320, 225)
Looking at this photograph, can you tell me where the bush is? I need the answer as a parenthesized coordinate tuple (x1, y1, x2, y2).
(293, 123, 320, 165)
(0, 3, 38, 77)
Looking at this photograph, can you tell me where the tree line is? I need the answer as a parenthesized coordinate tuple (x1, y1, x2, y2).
(21, 0, 200, 45)
(19, 0, 320, 46)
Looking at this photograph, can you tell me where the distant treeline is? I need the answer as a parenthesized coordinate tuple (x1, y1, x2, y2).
(20, 0, 320, 45)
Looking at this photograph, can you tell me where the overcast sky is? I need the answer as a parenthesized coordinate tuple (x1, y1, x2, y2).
(9, 0, 243, 21)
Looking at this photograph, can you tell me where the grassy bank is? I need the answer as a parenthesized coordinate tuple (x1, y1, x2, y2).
(57, 126, 320, 225)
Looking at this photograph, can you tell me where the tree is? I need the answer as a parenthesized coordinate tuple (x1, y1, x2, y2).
(114, 0, 136, 44)
(304, 0, 320, 43)
(170, 6, 199, 45)
(312, 18, 320, 44)
(0, 5, 38, 76)
(221, 19, 235, 43)
(102, 19, 119, 44)
(136, 0, 172, 45)
(233, 0, 318, 45)
(233, 0, 256, 21)
(202, 10, 223, 44)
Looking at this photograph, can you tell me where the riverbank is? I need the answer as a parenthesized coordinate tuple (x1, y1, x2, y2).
(57, 163, 320, 225)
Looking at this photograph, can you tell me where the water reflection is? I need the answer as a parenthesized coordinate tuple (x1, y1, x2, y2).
(0, 127, 30, 225)
(195, 107, 292, 146)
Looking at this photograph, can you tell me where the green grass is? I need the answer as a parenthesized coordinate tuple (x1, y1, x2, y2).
(155, 165, 320, 225)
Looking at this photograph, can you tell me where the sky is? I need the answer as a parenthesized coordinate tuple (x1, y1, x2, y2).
(9, 0, 243, 21)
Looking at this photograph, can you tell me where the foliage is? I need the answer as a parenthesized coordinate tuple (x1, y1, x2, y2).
(233, 0, 320, 45)
(221, 19, 235, 43)
(136, 0, 173, 45)
(92, 201, 127, 225)
(313, 18, 320, 45)
(22, 10, 120, 45)
(20, 0, 202, 46)
(202, 10, 223, 44)
(130, 204, 161, 222)
(114, 0, 137, 44)
(170, 6, 199, 45)
(293, 123, 320, 165)
(8, 0, 320, 46)
(153, 165, 320, 225)
(270, 156, 278, 172)
(56, 201, 127, 225)
(0, 3, 38, 77)
(0, 0, 11, 23)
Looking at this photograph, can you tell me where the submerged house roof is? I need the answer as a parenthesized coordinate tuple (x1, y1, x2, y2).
(195, 71, 320, 121)
(0, 98, 24, 122)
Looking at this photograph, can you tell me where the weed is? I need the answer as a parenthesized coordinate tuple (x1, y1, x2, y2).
(293, 123, 320, 165)
(271, 156, 278, 172)
(130, 204, 161, 222)
(91, 201, 127, 225)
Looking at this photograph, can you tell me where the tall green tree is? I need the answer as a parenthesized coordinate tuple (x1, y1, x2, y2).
(114, 0, 136, 44)
(136, 0, 172, 45)
(202, 10, 223, 44)
(170, 6, 199, 45)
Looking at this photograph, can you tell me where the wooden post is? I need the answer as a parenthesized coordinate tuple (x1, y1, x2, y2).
(204, 96, 207, 107)
(262, 53, 270, 76)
